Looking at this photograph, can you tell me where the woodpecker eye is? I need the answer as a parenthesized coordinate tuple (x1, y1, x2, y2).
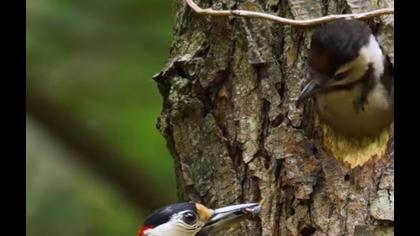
(182, 212, 198, 225)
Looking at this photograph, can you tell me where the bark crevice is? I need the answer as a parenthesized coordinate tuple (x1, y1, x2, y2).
(154, 0, 394, 235)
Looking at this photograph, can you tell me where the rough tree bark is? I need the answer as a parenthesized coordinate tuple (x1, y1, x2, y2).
(154, 0, 394, 235)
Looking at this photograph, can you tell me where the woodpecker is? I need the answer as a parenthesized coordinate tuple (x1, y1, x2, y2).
(138, 202, 260, 236)
(297, 19, 394, 137)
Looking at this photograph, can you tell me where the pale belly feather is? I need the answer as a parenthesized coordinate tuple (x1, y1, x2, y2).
(316, 83, 393, 137)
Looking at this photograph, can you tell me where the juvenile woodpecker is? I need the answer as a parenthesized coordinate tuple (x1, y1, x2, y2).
(138, 202, 260, 236)
(297, 19, 394, 137)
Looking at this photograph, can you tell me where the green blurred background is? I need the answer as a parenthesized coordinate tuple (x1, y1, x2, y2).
(26, 0, 177, 235)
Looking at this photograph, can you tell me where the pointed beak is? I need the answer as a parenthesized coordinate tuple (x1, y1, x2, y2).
(297, 77, 323, 106)
(198, 203, 260, 235)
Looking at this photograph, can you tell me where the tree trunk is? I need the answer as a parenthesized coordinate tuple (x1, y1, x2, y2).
(154, 0, 394, 235)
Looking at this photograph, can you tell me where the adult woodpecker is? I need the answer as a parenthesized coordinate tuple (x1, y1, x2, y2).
(138, 202, 261, 236)
(297, 19, 394, 137)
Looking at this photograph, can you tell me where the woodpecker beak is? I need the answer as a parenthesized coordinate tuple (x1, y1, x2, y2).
(198, 203, 260, 235)
(297, 76, 324, 106)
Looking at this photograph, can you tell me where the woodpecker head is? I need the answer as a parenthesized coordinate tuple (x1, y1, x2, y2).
(138, 202, 260, 236)
(297, 19, 384, 104)
(297, 19, 394, 137)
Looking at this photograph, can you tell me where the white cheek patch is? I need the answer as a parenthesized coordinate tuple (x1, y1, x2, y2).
(359, 35, 384, 79)
(329, 35, 384, 87)
(331, 55, 368, 86)
(145, 219, 202, 236)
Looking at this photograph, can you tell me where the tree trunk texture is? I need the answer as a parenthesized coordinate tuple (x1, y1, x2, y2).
(154, 0, 394, 235)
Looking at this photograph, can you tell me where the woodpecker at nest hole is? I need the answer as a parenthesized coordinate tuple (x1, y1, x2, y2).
(297, 19, 394, 138)
(138, 202, 261, 236)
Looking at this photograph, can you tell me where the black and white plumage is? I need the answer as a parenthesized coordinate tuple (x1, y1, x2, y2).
(298, 19, 394, 137)
(138, 202, 260, 236)
(141, 202, 204, 236)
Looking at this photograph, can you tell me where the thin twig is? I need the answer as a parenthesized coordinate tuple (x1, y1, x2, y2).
(185, 0, 394, 27)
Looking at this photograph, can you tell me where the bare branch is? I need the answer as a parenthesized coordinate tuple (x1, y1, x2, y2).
(185, 0, 394, 27)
